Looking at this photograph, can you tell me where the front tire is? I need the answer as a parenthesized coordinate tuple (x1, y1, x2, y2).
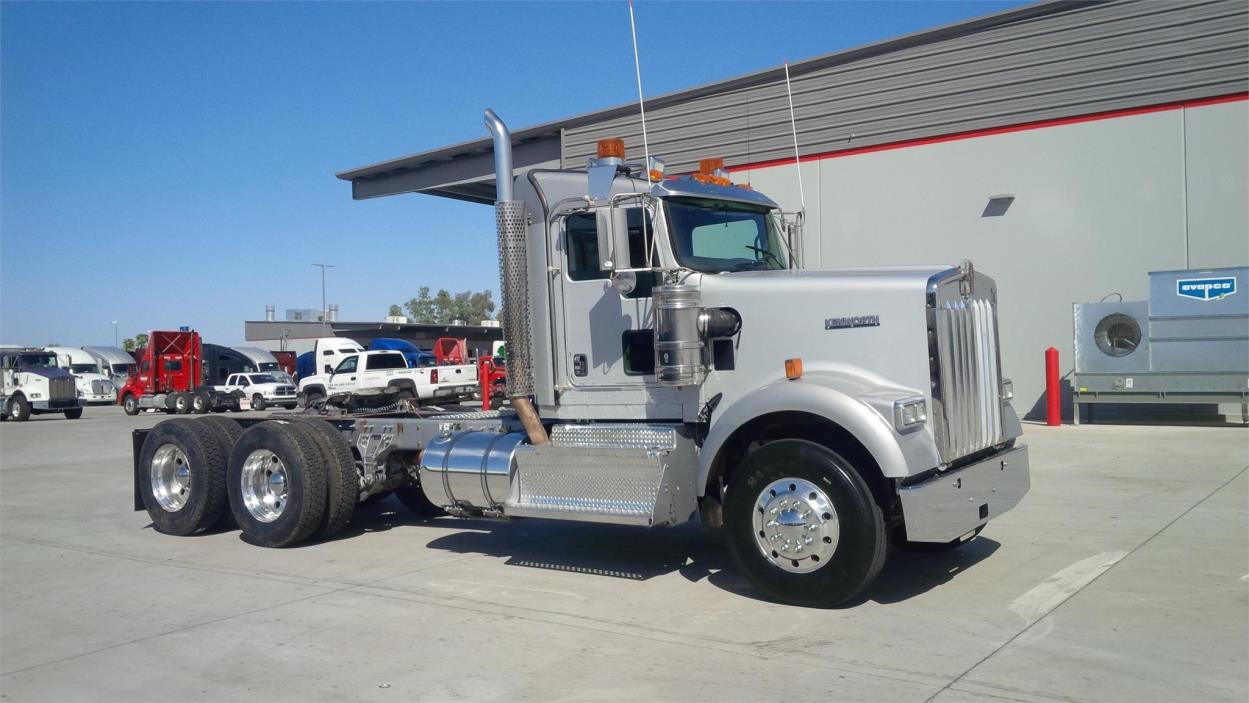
(724, 439, 887, 608)
(64, 407, 83, 420)
(251, 394, 266, 411)
(122, 394, 140, 416)
(227, 421, 327, 547)
(6, 395, 31, 422)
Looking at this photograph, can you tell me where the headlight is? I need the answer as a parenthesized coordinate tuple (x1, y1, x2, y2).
(892, 397, 927, 432)
(1001, 378, 1014, 402)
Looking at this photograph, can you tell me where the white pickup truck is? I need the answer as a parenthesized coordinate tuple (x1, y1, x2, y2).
(298, 350, 438, 407)
(219, 372, 298, 411)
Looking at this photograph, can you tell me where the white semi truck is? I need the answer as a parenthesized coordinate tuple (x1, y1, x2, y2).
(47, 346, 116, 405)
(130, 111, 1029, 607)
(2, 348, 86, 421)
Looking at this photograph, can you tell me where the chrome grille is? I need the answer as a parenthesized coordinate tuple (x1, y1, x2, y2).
(929, 270, 1004, 463)
(50, 377, 76, 401)
(91, 379, 112, 395)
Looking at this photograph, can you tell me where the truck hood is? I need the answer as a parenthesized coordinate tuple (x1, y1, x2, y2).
(20, 367, 75, 381)
(696, 265, 955, 404)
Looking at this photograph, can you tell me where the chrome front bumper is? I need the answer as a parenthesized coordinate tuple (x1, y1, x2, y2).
(898, 444, 1030, 543)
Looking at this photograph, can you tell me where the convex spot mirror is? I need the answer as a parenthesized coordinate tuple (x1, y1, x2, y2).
(595, 205, 632, 273)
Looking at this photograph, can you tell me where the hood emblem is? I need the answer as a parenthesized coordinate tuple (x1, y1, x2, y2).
(825, 315, 880, 330)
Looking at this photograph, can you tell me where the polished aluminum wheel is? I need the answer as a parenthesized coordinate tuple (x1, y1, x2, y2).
(240, 449, 288, 523)
(752, 478, 839, 573)
(150, 443, 191, 512)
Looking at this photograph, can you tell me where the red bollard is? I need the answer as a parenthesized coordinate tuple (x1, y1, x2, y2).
(1045, 347, 1061, 426)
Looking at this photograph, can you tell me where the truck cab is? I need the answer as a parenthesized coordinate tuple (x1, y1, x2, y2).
(117, 330, 239, 415)
(1, 349, 84, 420)
(46, 346, 116, 405)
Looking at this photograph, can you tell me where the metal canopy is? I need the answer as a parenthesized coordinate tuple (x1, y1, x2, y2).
(334, 1, 1091, 204)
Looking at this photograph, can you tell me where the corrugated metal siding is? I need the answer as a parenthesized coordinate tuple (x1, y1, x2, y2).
(562, 0, 1249, 173)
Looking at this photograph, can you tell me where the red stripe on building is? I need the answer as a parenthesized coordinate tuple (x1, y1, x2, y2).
(727, 92, 1249, 173)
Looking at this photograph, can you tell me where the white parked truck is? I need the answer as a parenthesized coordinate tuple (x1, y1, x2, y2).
(2, 348, 85, 420)
(298, 349, 438, 407)
(131, 110, 1029, 607)
(219, 373, 298, 411)
(46, 346, 116, 405)
(231, 347, 295, 385)
(82, 346, 137, 387)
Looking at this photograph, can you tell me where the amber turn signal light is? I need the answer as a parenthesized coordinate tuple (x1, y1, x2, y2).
(785, 358, 803, 380)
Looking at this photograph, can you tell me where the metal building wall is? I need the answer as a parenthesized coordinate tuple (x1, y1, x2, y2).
(741, 99, 1248, 417)
(561, 0, 1248, 173)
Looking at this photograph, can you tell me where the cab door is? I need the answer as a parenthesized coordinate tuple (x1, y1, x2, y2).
(327, 355, 359, 394)
(553, 206, 658, 389)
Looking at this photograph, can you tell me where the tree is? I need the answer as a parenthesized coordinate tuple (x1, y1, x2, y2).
(396, 288, 494, 324)
(122, 333, 149, 352)
(387, 304, 402, 317)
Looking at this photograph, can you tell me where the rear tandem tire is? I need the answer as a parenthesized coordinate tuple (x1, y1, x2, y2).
(173, 393, 191, 415)
(723, 439, 888, 608)
(289, 419, 357, 539)
(227, 421, 327, 548)
(191, 391, 210, 415)
(139, 418, 229, 536)
(197, 415, 244, 529)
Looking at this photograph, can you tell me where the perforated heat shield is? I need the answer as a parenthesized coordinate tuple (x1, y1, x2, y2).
(495, 200, 534, 396)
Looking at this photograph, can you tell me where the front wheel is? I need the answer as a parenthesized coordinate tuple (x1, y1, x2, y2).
(6, 395, 31, 422)
(724, 439, 887, 608)
(122, 394, 140, 416)
(251, 394, 266, 411)
(64, 407, 83, 420)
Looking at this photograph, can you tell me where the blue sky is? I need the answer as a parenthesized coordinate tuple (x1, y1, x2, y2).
(1, 0, 1023, 346)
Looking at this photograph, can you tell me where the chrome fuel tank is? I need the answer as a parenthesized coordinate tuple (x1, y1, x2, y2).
(419, 431, 527, 513)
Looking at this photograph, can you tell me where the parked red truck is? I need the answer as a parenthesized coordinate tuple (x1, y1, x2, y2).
(117, 330, 240, 415)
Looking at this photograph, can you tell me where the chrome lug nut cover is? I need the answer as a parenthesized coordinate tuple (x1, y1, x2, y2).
(752, 478, 839, 573)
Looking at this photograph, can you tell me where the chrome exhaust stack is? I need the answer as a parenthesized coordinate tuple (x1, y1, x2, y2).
(484, 108, 547, 444)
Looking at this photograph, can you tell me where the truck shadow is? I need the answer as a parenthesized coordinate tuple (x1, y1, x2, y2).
(343, 497, 1001, 607)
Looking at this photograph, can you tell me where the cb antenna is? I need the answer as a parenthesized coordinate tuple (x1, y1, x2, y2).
(784, 60, 806, 210)
(628, 0, 652, 175)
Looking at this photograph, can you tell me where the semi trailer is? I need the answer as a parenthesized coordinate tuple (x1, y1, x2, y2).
(117, 330, 241, 415)
(131, 111, 1029, 607)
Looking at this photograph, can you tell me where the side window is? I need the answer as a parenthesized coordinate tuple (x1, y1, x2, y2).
(565, 208, 653, 281)
(334, 356, 358, 374)
(238, 377, 250, 387)
(226, 375, 235, 386)
(365, 353, 405, 371)
(322, 349, 334, 356)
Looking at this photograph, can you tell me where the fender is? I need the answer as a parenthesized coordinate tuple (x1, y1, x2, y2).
(387, 379, 417, 393)
(302, 384, 327, 397)
(700, 371, 943, 495)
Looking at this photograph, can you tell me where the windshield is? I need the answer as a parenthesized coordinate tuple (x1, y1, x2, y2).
(257, 362, 280, 372)
(70, 363, 100, 374)
(17, 353, 58, 368)
(665, 197, 789, 273)
(249, 374, 280, 384)
(112, 363, 136, 375)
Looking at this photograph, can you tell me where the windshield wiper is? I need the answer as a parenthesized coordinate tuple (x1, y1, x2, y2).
(744, 245, 784, 269)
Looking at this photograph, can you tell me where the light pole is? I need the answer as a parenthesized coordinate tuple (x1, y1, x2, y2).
(312, 264, 335, 333)
(112, 321, 118, 347)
